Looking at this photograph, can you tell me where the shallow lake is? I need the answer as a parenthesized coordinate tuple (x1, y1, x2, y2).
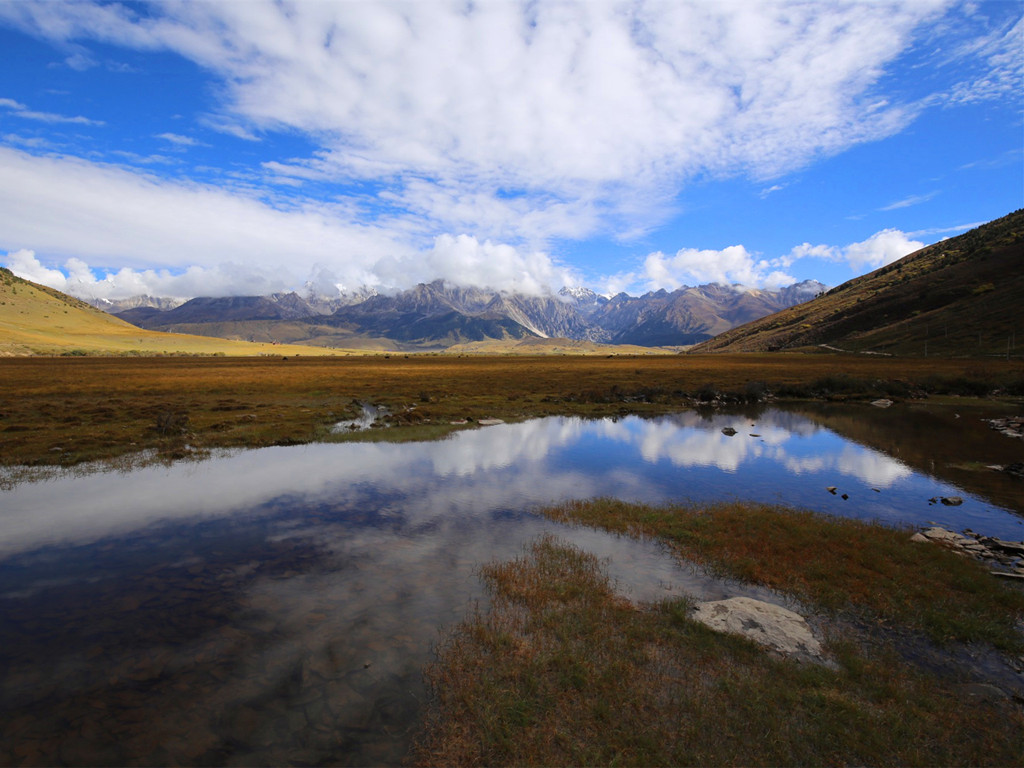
(1, 404, 1021, 765)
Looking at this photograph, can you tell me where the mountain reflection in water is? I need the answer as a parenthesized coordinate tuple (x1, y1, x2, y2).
(1, 408, 1020, 765)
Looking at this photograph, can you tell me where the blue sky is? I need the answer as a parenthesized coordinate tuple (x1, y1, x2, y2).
(0, 0, 1020, 301)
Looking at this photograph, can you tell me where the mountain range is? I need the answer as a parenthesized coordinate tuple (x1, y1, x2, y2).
(105, 280, 827, 350)
(6, 210, 1020, 357)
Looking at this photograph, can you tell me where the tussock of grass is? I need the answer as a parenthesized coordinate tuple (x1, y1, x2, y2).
(415, 533, 1024, 767)
(544, 500, 1024, 649)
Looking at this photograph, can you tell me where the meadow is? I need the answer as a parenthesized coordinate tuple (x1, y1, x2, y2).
(2, 352, 1023, 468)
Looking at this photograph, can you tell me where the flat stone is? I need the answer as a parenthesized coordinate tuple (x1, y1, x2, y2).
(871, 399, 893, 408)
(691, 597, 823, 661)
(477, 418, 505, 426)
(922, 526, 961, 542)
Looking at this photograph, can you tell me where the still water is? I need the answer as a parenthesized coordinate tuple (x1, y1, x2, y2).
(1, 406, 1021, 765)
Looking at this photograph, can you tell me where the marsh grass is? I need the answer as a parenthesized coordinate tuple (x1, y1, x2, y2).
(2, 354, 1021, 467)
(545, 500, 1024, 650)
(415, 533, 1024, 767)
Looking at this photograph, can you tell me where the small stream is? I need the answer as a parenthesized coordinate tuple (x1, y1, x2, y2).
(1, 405, 1021, 765)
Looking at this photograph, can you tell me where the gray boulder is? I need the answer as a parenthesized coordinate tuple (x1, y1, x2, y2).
(691, 596, 824, 662)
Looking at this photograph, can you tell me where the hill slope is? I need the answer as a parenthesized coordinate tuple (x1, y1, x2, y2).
(693, 210, 1024, 356)
(0, 269, 347, 356)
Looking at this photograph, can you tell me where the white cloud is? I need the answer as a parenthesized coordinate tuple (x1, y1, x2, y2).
(842, 229, 926, 270)
(607, 224, 929, 295)
(945, 14, 1023, 105)
(155, 132, 199, 146)
(1, 0, 1009, 299)
(0, 95, 103, 125)
(0, 145, 406, 285)
(2, 249, 293, 300)
(0, 147, 573, 298)
(0, 0, 954, 245)
(419, 234, 577, 295)
(789, 229, 926, 272)
(879, 191, 940, 211)
(641, 245, 796, 291)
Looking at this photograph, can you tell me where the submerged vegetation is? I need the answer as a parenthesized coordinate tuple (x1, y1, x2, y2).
(415, 504, 1024, 767)
(1, 354, 1022, 468)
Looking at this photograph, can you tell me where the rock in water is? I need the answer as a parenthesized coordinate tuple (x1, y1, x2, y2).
(691, 596, 823, 662)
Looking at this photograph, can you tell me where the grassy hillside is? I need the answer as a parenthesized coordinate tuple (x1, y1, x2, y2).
(694, 210, 1024, 356)
(0, 268, 356, 356)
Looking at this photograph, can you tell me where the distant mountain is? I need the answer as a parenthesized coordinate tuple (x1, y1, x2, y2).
(113, 277, 828, 349)
(88, 295, 184, 313)
(582, 283, 817, 346)
(692, 210, 1024, 356)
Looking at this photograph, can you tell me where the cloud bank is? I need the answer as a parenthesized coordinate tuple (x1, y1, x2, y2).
(7, 223, 930, 301)
(0, 0, 1012, 298)
(598, 228, 929, 295)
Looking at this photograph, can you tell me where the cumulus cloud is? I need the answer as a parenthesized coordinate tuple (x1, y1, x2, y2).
(841, 229, 926, 270)
(4, 249, 292, 300)
(418, 235, 577, 295)
(789, 229, 926, 272)
(606, 224, 929, 295)
(641, 245, 796, 292)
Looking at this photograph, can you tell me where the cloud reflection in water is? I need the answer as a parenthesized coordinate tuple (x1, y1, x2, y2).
(1, 409, 1019, 557)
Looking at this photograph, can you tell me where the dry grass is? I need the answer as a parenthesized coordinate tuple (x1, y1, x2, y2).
(415, 531, 1024, 767)
(1, 354, 1021, 467)
(545, 500, 1024, 649)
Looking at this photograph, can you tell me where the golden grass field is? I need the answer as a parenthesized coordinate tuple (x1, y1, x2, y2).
(2, 353, 1022, 468)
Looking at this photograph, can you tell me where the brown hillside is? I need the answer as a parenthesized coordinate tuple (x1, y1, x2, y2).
(693, 210, 1024, 357)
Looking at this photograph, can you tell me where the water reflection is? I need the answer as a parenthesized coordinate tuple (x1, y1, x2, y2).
(1, 408, 1021, 765)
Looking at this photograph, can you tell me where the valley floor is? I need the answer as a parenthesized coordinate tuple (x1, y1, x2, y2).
(1, 353, 1022, 468)
(3, 354, 1023, 766)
